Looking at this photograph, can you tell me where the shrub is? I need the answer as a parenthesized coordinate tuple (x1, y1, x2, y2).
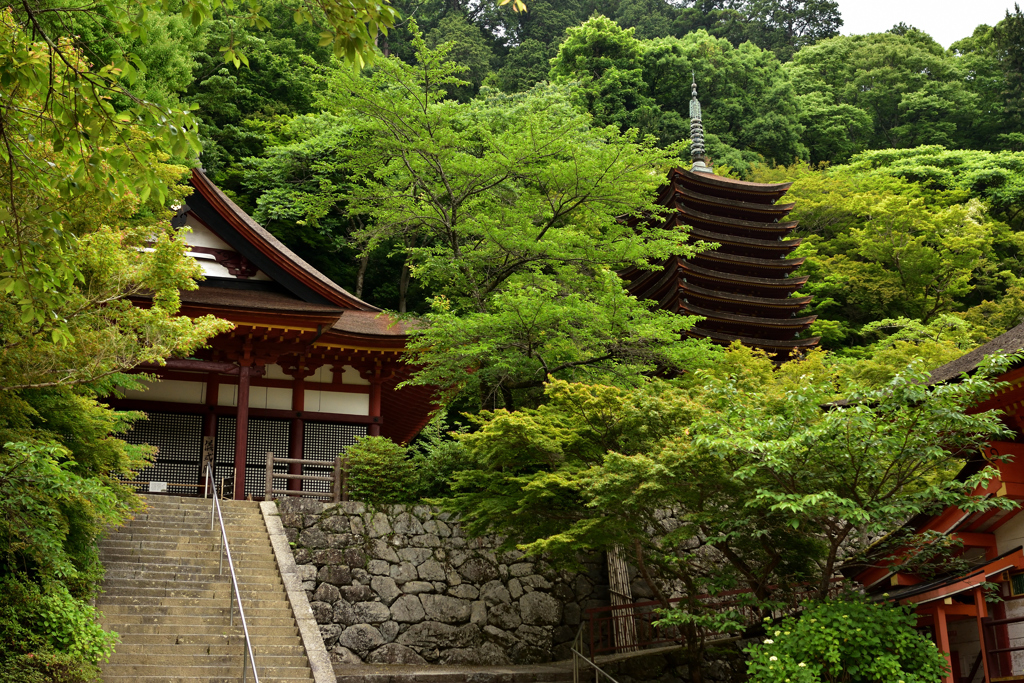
(745, 598, 949, 683)
(344, 436, 419, 504)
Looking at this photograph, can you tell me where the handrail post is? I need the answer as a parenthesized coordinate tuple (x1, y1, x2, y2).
(230, 577, 235, 627)
(342, 456, 349, 502)
(265, 451, 274, 503)
(242, 634, 248, 683)
(209, 465, 215, 530)
(333, 456, 341, 503)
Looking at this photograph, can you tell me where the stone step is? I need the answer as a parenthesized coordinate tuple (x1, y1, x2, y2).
(100, 537, 274, 551)
(105, 652, 309, 668)
(99, 559, 280, 573)
(126, 517, 265, 529)
(99, 585, 288, 600)
(102, 569, 282, 585)
(97, 595, 289, 609)
(103, 528, 265, 540)
(113, 643, 307, 657)
(98, 609, 294, 623)
(99, 549, 278, 565)
(101, 623, 300, 637)
(101, 664, 312, 678)
(116, 633, 303, 646)
(101, 677, 311, 683)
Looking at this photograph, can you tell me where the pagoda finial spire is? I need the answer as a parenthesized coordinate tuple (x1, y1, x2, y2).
(689, 72, 713, 174)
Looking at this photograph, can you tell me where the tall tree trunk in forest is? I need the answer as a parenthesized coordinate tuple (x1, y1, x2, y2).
(399, 236, 417, 313)
(355, 253, 368, 299)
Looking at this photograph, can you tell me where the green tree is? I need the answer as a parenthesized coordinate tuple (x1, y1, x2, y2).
(443, 351, 1013, 681)
(317, 27, 716, 408)
(548, 15, 665, 137)
(492, 38, 555, 93)
(738, 0, 843, 61)
(640, 30, 807, 169)
(993, 4, 1024, 140)
(750, 161, 1016, 350)
(786, 30, 982, 163)
(427, 13, 496, 101)
(745, 599, 950, 683)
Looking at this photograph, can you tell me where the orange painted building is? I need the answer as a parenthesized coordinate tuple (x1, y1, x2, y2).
(851, 324, 1024, 682)
(110, 170, 435, 500)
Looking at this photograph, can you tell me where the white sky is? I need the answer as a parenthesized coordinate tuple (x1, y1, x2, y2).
(837, 0, 1019, 47)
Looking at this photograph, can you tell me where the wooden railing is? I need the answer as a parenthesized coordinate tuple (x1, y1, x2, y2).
(264, 452, 347, 503)
(586, 579, 846, 657)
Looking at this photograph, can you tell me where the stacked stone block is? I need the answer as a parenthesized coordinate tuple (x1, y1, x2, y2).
(277, 498, 608, 666)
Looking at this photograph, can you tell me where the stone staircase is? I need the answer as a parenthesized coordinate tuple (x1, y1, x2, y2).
(97, 494, 314, 683)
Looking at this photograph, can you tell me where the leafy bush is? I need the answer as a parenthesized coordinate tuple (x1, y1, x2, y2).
(344, 436, 420, 504)
(0, 575, 116, 683)
(745, 598, 949, 683)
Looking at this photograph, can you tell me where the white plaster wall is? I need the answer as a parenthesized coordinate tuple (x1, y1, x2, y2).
(181, 216, 272, 281)
(218, 384, 238, 407)
(947, 619, 982, 679)
(183, 218, 232, 249)
(262, 364, 335, 384)
(217, 384, 293, 410)
(996, 512, 1024, 555)
(124, 379, 206, 404)
(337, 364, 370, 385)
(264, 363, 290, 380)
(304, 389, 369, 415)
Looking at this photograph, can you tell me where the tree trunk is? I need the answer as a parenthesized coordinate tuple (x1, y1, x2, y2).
(355, 253, 368, 299)
(399, 261, 411, 313)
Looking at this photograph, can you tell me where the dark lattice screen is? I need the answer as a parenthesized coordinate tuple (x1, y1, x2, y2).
(303, 422, 366, 494)
(215, 416, 290, 499)
(122, 412, 203, 494)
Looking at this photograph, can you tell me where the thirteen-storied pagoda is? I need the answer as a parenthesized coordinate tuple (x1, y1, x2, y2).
(621, 78, 818, 354)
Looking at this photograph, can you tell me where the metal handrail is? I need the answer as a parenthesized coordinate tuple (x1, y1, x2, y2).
(572, 625, 621, 683)
(205, 464, 260, 683)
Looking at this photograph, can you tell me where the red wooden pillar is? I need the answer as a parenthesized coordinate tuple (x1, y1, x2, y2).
(201, 373, 219, 496)
(368, 377, 383, 437)
(935, 604, 954, 683)
(974, 586, 991, 683)
(288, 373, 306, 492)
(233, 362, 251, 500)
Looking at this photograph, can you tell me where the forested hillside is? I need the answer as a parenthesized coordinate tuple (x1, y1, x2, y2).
(3, 1, 1024, 679)
(96, 0, 1023, 363)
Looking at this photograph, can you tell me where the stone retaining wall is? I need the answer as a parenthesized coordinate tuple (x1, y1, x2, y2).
(277, 498, 609, 666)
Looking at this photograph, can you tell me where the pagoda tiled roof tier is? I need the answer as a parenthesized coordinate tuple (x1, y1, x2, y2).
(679, 281, 812, 316)
(691, 250, 805, 277)
(662, 185, 795, 222)
(669, 167, 793, 203)
(624, 167, 817, 355)
(667, 202, 798, 238)
(688, 326, 821, 351)
(679, 305, 815, 333)
(688, 227, 801, 257)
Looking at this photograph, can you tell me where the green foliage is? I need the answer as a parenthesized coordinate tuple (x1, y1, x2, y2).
(745, 599, 949, 683)
(442, 349, 1015, 676)
(318, 28, 716, 408)
(640, 30, 807, 168)
(345, 436, 419, 504)
(750, 160, 1019, 351)
(786, 31, 984, 163)
(427, 14, 495, 102)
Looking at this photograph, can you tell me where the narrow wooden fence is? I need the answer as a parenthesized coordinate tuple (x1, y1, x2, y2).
(264, 452, 348, 503)
(585, 578, 846, 657)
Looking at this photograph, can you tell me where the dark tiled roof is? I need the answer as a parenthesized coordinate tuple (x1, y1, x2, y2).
(181, 287, 345, 314)
(331, 310, 417, 337)
(927, 322, 1024, 385)
(191, 170, 379, 312)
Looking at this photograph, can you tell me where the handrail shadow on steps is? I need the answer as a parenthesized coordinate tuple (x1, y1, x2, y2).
(205, 463, 261, 683)
(572, 625, 621, 683)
